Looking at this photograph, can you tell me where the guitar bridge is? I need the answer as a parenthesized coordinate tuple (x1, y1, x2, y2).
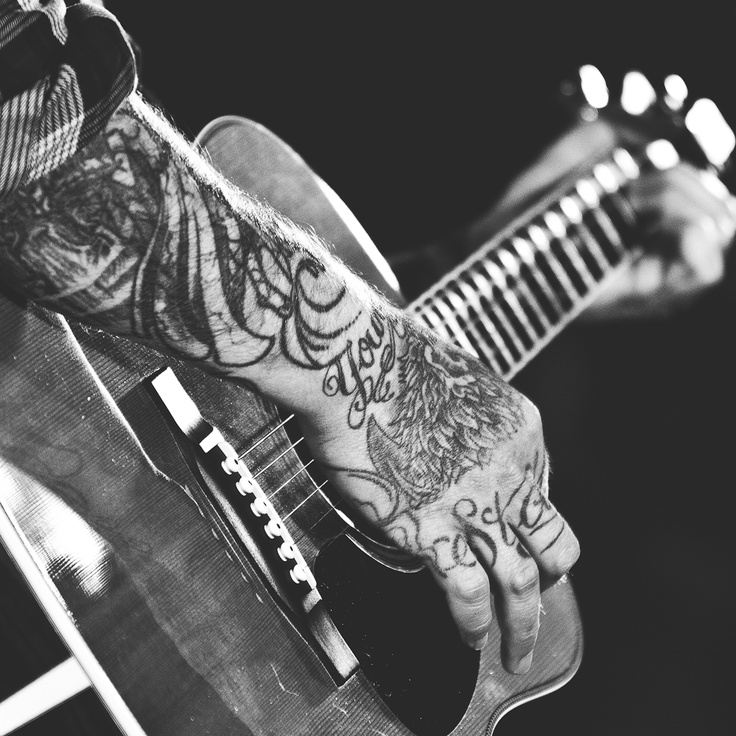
(148, 367, 358, 684)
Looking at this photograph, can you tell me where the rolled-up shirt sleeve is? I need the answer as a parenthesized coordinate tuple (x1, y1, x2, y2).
(0, 0, 136, 198)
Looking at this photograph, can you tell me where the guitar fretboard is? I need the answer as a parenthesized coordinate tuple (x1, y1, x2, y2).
(408, 147, 646, 380)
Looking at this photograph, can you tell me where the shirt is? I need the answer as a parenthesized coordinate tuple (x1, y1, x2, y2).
(0, 0, 136, 199)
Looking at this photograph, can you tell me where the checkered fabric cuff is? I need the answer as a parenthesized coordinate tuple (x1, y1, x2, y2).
(0, 0, 137, 198)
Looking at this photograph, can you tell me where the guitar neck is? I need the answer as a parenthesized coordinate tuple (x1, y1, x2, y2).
(407, 145, 647, 380)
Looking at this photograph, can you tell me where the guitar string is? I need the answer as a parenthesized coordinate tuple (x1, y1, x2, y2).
(233, 407, 338, 525)
(238, 412, 295, 458)
(250, 435, 305, 479)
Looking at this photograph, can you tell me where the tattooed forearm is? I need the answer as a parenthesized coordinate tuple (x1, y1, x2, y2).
(0, 96, 363, 375)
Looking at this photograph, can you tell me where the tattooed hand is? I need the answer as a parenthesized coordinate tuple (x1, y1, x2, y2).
(300, 314, 580, 674)
(0, 94, 579, 675)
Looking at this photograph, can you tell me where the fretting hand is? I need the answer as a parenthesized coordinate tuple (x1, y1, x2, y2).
(490, 120, 736, 320)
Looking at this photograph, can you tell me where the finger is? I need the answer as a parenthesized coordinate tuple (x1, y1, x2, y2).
(431, 557, 493, 652)
(676, 216, 727, 288)
(516, 497, 580, 582)
(630, 175, 731, 291)
(509, 451, 580, 580)
(474, 536, 541, 674)
(632, 165, 736, 244)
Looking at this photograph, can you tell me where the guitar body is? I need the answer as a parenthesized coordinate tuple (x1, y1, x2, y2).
(0, 117, 582, 735)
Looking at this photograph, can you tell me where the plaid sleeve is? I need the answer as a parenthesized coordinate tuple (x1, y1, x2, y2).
(0, 0, 137, 198)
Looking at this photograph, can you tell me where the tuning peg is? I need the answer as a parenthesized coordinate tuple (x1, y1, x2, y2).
(684, 97, 735, 170)
(620, 71, 657, 116)
(558, 65, 735, 174)
(662, 74, 688, 113)
(559, 64, 609, 122)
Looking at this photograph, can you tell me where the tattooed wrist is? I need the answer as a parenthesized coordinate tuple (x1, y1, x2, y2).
(0, 96, 366, 377)
(322, 310, 403, 428)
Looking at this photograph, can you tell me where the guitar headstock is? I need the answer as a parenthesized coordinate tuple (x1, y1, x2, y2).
(560, 64, 735, 177)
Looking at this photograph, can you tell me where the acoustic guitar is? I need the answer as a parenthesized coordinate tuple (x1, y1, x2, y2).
(0, 69, 730, 736)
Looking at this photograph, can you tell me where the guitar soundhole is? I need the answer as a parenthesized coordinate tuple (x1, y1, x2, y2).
(316, 534, 479, 736)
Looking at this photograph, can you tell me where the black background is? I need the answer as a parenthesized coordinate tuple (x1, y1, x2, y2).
(3, 2, 736, 734)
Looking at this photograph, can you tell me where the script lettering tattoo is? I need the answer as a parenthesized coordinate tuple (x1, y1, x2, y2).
(322, 311, 399, 428)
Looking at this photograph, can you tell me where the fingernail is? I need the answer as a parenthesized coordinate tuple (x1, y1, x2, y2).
(515, 652, 534, 674)
(470, 634, 488, 651)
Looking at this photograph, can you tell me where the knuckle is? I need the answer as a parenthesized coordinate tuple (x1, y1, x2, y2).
(508, 563, 540, 599)
(450, 568, 490, 606)
(446, 568, 493, 645)
(518, 397, 544, 445)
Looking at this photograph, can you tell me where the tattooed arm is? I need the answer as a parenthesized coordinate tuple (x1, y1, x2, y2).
(0, 93, 580, 674)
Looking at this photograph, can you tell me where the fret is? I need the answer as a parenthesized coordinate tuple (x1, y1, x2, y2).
(576, 178, 627, 259)
(507, 236, 566, 324)
(431, 291, 483, 358)
(558, 195, 610, 276)
(448, 276, 516, 362)
(460, 263, 533, 362)
(415, 298, 504, 370)
(594, 158, 635, 209)
(444, 284, 513, 367)
(612, 147, 640, 180)
(601, 182, 640, 248)
(469, 262, 541, 346)
(417, 300, 463, 356)
(593, 161, 639, 235)
(415, 302, 454, 343)
(495, 248, 552, 336)
(460, 264, 527, 359)
(543, 210, 598, 293)
(558, 195, 617, 281)
(603, 188, 638, 234)
(592, 161, 621, 195)
(602, 153, 641, 229)
(527, 224, 578, 310)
